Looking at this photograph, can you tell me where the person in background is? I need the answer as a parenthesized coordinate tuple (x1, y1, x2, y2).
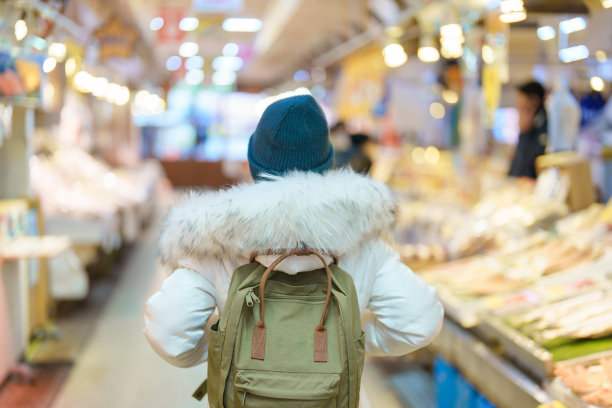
(508, 81, 548, 179)
(335, 133, 374, 174)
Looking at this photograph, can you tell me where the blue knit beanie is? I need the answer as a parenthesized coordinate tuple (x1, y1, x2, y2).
(248, 94, 334, 181)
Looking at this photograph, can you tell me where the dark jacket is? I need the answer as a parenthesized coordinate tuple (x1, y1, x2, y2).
(509, 109, 547, 179)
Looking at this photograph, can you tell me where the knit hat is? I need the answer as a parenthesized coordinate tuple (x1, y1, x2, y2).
(248, 94, 334, 181)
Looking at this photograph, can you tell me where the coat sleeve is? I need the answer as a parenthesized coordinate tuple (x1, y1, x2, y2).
(361, 239, 444, 356)
(144, 265, 216, 367)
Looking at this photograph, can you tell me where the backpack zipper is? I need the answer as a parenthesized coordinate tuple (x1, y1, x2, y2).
(245, 289, 260, 307)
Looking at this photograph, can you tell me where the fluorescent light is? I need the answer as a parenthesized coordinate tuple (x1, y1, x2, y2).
(294, 70, 311, 82)
(430, 102, 445, 119)
(499, 11, 526, 23)
(185, 56, 204, 70)
(559, 17, 586, 34)
(418, 46, 439, 63)
(590, 76, 605, 92)
(222, 18, 262, 32)
(179, 42, 199, 58)
(43, 58, 57, 73)
(15, 20, 27, 41)
(500, 0, 524, 13)
(223, 43, 240, 57)
(383, 44, 408, 67)
(559, 45, 589, 63)
(150, 17, 164, 31)
(166, 56, 182, 71)
(212, 56, 243, 71)
(48, 42, 67, 60)
(179, 17, 199, 31)
(185, 70, 205, 86)
(212, 70, 237, 86)
(537, 26, 556, 41)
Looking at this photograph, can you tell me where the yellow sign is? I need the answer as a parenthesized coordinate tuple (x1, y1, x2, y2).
(94, 17, 138, 60)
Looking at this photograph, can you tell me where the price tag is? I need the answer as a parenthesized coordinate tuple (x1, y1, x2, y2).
(538, 401, 567, 408)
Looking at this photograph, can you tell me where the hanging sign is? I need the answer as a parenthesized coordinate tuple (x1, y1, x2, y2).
(94, 17, 139, 60)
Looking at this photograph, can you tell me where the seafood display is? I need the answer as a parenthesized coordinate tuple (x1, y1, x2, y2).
(554, 359, 612, 407)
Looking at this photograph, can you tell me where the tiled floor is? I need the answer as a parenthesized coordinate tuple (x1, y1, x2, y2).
(3, 224, 408, 408)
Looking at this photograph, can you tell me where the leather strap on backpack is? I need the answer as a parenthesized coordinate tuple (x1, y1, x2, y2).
(251, 248, 333, 363)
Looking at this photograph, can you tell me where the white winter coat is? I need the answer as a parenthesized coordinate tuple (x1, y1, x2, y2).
(144, 170, 444, 370)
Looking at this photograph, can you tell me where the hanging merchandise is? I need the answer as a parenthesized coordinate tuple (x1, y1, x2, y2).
(546, 78, 581, 153)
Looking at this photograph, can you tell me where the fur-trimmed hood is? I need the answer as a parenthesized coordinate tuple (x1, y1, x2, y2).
(158, 170, 397, 267)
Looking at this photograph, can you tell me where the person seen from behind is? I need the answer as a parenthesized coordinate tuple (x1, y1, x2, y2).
(144, 94, 444, 406)
(508, 80, 548, 179)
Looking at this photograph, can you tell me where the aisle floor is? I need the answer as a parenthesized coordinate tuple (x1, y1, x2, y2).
(49, 226, 409, 408)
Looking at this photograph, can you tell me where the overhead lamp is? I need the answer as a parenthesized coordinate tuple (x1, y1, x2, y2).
(166, 56, 182, 71)
(185, 56, 204, 70)
(150, 17, 164, 31)
(222, 18, 262, 32)
(430, 102, 445, 119)
(603, 0, 612, 8)
(185, 69, 205, 86)
(105, 83, 121, 103)
(383, 43, 408, 68)
(92, 77, 109, 98)
(116, 86, 131, 106)
(48, 43, 67, 60)
(595, 50, 608, 63)
(179, 17, 199, 31)
(43, 57, 57, 73)
(179, 42, 199, 58)
(223, 43, 239, 57)
(440, 24, 464, 59)
(15, 20, 27, 41)
(442, 89, 459, 104)
(499, 0, 526, 23)
(559, 17, 586, 34)
(537, 26, 556, 41)
(559, 45, 589, 63)
(212, 70, 237, 86)
(590, 76, 605, 92)
(418, 46, 439, 63)
(212, 56, 243, 71)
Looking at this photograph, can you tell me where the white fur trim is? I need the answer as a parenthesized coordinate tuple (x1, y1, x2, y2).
(158, 170, 397, 267)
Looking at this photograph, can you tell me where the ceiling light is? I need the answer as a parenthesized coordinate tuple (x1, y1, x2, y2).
(48, 42, 67, 60)
(43, 57, 57, 73)
(92, 77, 109, 98)
(559, 45, 589, 63)
(537, 26, 556, 41)
(150, 17, 164, 31)
(383, 43, 408, 67)
(418, 46, 439, 63)
(179, 42, 199, 58)
(603, 0, 612, 8)
(499, 0, 526, 23)
(105, 83, 121, 103)
(559, 17, 587, 34)
(596, 50, 608, 62)
(430, 102, 445, 119)
(442, 90, 459, 104)
(116, 86, 131, 106)
(179, 17, 199, 31)
(212, 70, 237, 86)
(499, 11, 526, 23)
(185, 70, 205, 86)
(222, 18, 262, 32)
(212, 56, 243, 71)
(15, 20, 27, 41)
(185, 56, 204, 70)
(590, 76, 605, 92)
(166, 56, 182, 71)
(223, 43, 239, 57)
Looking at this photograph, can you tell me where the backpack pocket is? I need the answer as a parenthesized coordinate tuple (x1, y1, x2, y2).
(234, 370, 340, 408)
(207, 321, 225, 406)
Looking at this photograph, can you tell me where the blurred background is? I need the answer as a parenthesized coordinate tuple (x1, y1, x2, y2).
(1, 0, 612, 407)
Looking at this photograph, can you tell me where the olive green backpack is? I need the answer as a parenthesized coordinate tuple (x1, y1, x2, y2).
(193, 248, 365, 407)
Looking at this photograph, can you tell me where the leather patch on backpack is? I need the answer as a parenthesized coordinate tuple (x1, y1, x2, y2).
(252, 323, 266, 360)
(314, 328, 327, 362)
